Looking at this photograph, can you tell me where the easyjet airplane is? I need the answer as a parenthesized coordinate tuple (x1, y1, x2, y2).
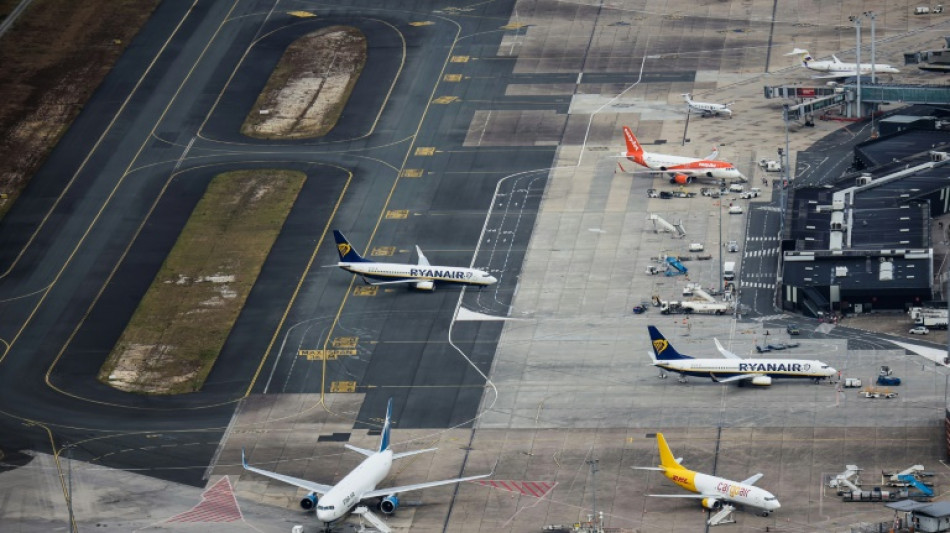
(621, 126, 745, 184)
(633, 433, 781, 518)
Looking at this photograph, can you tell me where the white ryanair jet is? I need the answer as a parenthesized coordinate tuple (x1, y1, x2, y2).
(785, 48, 900, 79)
(332, 230, 497, 290)
(647, 326, 836, 386)
(682, 93, 733, 118)
(621, 126, 746, 184)
(243, 398, 492, 531)
(633, 433, 781, 519)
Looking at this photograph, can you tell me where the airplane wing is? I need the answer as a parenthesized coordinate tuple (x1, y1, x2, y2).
(713, 338, 741, 360)
(648, 493, 716, 499)
(812, 71, 857, 79)
(362, 472, 491, 499)
(710, 373, 757, 384)
(416, 246, 431, 267)
(705, 147, 720, 161)
(740, 473, 764, 486)
(242, 449, 334, 495)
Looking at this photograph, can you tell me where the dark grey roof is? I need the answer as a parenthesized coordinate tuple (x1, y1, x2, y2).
(886, 499, 931, 512)
(914, 501, 950, 518)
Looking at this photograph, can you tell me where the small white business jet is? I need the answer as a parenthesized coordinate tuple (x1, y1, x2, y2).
(332, 230, 497, 290)
(621, 126, 745, 184)
(785, 48, 900, 79)
(682, 93, 733, 118)
(633, 433, 781, 517)
(243, 398, 491, 530)
(647, 326, 836, 386)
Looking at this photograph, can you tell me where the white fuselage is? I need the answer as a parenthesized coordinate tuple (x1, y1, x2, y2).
(639, 152, 743, 181)
(656, 358, 836, 380)
(687, 101, 731, 116)
(339, 261, 497, 286)
(316, 450, 393, 523)
(692, 471, 781, 512)
(806, 59, 899, 76)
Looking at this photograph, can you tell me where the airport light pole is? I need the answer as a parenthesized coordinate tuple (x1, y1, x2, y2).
(849, 15, 862, 118)
(587, 458, 600, 529)
(864, 11, 877, 84)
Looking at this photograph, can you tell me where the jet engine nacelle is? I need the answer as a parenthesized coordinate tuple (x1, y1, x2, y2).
(751, 375, 773, 386)
(701, 497, 723, 510)
(300, 492, 318, 511)
(671, 173, 692, 184)
(414, 280, 435, 291)
(379, 495, 400, 515)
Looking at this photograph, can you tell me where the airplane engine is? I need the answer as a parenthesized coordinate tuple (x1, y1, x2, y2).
(671, 173, 692, 184)
(751, 375, 773, 386)
(379, 495, 400, 515)
(414, 280, 435, 291)
(701, 497, 723, 510)
(299, 492, 318, 511)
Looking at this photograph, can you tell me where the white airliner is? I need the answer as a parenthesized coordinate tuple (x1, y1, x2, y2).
(785, 48, 900, 79)
(633, 433, 781, 517)
(647, 326, 836, 386)
(682, 93, 733, 117)
(332, 230, 497, 290)
(621, 126, 745, 185)
(243, 398, 491, 530)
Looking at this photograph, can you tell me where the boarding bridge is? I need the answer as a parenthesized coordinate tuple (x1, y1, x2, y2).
(765, 83, 950, 121)
(650, 214, 686, 237)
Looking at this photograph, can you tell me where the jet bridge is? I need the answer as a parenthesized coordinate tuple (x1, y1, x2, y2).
(765, 83, 950, 121)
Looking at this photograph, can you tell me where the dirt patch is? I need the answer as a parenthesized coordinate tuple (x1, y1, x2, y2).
(0, 0, 160, 219)
(98, 170, 306, 394)
(241, 26, 366, 139)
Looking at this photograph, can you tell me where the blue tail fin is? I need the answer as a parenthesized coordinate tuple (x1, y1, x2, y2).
(333, 230, 370, 263)
(379, 398, 393, 452)
(648, 326, 692, 361)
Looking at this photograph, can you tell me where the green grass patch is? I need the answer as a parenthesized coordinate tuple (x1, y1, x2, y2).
(98, 170, 306, 394)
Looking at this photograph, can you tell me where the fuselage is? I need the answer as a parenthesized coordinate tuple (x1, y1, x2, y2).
(655, 358, 836, 380)
(663, 466, 781, 513)
(805, 59, 899, 75)
(316, 450, 393, 523)
(338, 261, 498, 286)
(687, 102, 731, 116)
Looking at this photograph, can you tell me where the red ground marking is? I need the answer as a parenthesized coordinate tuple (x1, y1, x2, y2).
(167, 476, 243, 523)
(475, 479, 556, 498)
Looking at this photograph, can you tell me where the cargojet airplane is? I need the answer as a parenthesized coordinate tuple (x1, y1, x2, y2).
(682, 93, 733, 118)
(332, 230, 497, 290)
(621, 126, 745, 184)
(647, 326, 836, 386)
(785, 48, 900, 79)
(633, 433, 781, 517)
(243, 398, 492, 531)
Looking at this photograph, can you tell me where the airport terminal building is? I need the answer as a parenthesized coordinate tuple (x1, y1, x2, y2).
(780, 115, 950, 317)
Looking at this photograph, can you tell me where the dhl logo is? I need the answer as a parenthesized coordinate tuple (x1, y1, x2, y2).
(338, 242, 352, 257)
(653, 339, 668, 354)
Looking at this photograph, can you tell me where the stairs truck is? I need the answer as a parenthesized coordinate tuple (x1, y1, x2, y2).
(659, 300, 730, 315)
(665, 256, 688, 277)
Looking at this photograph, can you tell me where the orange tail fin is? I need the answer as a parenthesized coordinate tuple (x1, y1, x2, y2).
(622, 126, 646, 166)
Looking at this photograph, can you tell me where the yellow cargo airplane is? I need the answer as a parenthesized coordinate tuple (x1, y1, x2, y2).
(633, 433, 780, 517)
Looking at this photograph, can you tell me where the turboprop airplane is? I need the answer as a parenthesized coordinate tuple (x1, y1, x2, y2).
(785, 48, 900, 79)
(633, 433, 781, 517)
(621, 126, 745, 184)
(332, 230, 497, 290)
(242, 398, 492, 531)
(682, 93, 732, 118)
(647, 326, 836, 386)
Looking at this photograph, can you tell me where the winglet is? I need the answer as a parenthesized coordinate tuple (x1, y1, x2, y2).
(415, 245, 431, 267)
(379, 397, 394, 452)
(241, 448, 248, 469)
(713, 338, 741, 360)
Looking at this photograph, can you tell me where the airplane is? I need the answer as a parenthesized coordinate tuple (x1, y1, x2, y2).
(785, 48, 900, 79)
(646, 325, 836, 386)
(621, 126, 746, 185)
(242, 398, 492, 531)
(332, 230, 497, 290)
(633, 432, 781, 517)
(682, 93, 733, 118)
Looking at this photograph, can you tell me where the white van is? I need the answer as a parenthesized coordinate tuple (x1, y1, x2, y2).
(729, 183, 744, 193)
(728, 204, 743, 214)
(723, 261, 736, 281)
(689, 243, 705, 252)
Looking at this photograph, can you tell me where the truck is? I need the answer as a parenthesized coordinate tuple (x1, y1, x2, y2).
(758, 159, 782, 172)
(659, 300, 731, 315)
(920, 314, 948, 329)
(723, 261, 736, 281)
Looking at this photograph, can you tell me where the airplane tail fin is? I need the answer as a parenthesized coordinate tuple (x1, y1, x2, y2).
(622, 126, 647, 166)
(656, 433, 683, 469)
(379, 397, 394, 452)
(648, 326, 692, 361)
(333, 230, 371, 263)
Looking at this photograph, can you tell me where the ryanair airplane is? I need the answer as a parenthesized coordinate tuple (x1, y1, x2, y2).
(647, 326, 835, 386)
(332, 230, 497, 291)
(633, 433, 780, 518)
